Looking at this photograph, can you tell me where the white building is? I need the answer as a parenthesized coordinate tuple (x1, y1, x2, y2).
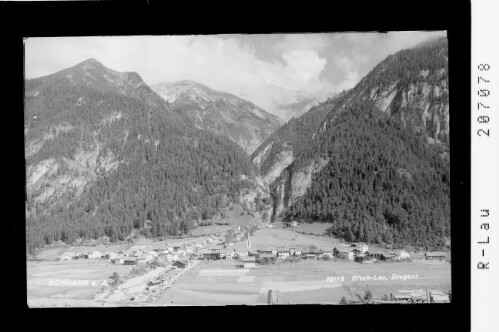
(236, 250, 249, 257)
(277, 251, 290, 259)
(397, 250, 411, 260)
(88, 251, 102, 259)
(58, 252, 76, 261)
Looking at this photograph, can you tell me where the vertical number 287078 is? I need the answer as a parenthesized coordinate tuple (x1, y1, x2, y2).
(477, 64, 491, 137)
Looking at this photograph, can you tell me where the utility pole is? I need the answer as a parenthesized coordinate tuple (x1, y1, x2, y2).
(267, 289, 280, 304)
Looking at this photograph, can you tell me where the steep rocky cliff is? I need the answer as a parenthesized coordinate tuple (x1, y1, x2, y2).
(251, 37, 450, 248)
(25, 59, 261, 251)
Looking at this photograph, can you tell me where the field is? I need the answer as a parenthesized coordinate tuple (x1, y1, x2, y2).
(190, 204, 258, 236)
(26, 226, 451, 307)
(244, 227, 345, 251)
(156, 227, 451, 305)
(156, 259, 451, 305)
(290, 222, 332, 236)
(27, 260, 133, 307)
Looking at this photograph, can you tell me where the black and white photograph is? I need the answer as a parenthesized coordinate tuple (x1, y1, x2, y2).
(24, 31, 452, 307)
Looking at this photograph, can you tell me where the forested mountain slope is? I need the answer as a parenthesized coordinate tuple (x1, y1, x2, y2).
(25, 59, 262, 252)
(252, 37, 450, 249)
(152, 80, 284, 155)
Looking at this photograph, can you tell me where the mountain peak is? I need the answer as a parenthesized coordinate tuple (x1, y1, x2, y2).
(176, 79, 201, 85)
(79, 58, 103, 66)
(69, 58, 108, 76)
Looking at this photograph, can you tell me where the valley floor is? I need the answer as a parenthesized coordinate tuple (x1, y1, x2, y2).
(155, 259, 450, 305)
(26, 224, 451, 307)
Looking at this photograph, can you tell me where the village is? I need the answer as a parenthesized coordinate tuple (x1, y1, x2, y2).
(53, 222, 447, 268)
(28, 219, 450, 306)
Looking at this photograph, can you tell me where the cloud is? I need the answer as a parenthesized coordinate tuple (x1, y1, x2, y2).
(273, 33, 329, 54)
(25, 32, 446, 115)
(333, 56, 361, 92)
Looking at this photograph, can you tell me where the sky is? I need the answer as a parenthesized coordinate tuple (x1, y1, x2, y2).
(25, 31, 446, 110)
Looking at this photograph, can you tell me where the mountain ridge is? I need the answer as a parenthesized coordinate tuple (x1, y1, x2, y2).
(24, 59, 269, 252)
(251, 37, 450, 249)
(152, 80, 284, 155)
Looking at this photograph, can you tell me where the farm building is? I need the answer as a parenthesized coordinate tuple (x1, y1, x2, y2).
(365, 250, 386, 261)
(76, 252, 86, 259)
(203, 251, 220, 260)
(205, 235, 221, 244)
(289, 248, 302, 256)
(391, 294, 412, 302)
(236, 250, 249, 257)
(124, 259, 138, 265)
(428, 290, 450, 303)
(350, 243, 369, 253)
(258, 248, 277, 256)
(242, 256, 256, 263)
(334, 248, 354, 261)
(286, 221, 298, 227)
(220, 249, 235, 259)
(58, 252, 76, 261)
(173, 260, 190, 269)
(392, 290, 427, 303)
(243, 262, 257, 269)
(129, 246, 149, 257)
(396, 250, 411, 260)
(185, 247, 194, 254)
(225, 250, 235, 260)
(425, 252, 446, 261)
(355, 255, 374, 263)
(303, 253, 318, 260)
(383, 253, 398, 262)
(88, 251, 102, 259)
(175, 249, 186, 257)
(164, 253, 177, 261)
(277, 250, 290, 259)
(189, 253, 200, 260)
(258, 253, 277, 263)
(145, 254, 156, 263)
(148, 251, 159, 258)
(320, 250, 333, 258)
(111, 258, 125, 264)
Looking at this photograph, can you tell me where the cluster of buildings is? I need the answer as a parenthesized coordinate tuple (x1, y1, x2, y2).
(55, 230, 446, 269)
(195, 242, 423, 266)
(54, 234, 228, 269)
(389, 289, 450, 303)
(332, 244, 412, 263)
(55, 250, 109, 261)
